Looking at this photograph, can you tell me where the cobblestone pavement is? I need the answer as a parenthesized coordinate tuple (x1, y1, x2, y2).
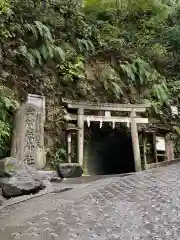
(1, 164, 180, 239)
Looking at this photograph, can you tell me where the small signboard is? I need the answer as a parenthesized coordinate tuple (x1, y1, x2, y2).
(171, 106, 178, 116)
(105, 111, 111, 117)
(156, 137, 166, 151)
(28, 94, 45, 108)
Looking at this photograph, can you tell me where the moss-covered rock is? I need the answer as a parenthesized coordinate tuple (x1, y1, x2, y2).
(0, 157, 26, 177)
(0, 157, 43, 198)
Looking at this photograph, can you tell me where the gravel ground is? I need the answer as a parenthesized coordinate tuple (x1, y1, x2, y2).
(1, 164, 180, 239)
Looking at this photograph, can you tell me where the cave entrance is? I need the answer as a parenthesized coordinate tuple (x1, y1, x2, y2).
(63, 100, 149, 173)
(85, 122, 135, 175)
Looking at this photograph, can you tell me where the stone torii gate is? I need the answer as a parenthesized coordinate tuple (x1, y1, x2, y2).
(63, 100, 149, 172)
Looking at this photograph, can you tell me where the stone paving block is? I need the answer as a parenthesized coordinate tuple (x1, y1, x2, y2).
(2, 164, 180, 239)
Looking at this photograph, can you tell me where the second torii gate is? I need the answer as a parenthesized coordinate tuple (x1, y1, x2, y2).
(63, 100, 149, 172)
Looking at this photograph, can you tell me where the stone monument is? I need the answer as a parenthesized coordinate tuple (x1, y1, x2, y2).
(166, 140, 174, 161)
(11, 94, 46, 169)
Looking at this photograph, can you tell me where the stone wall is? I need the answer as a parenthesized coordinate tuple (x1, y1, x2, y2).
(146, 158, 180, 170)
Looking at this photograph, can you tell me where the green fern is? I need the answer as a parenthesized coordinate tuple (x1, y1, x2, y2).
(18, 45, 28, 57)
(17, 44, 65, 68)
(34, 21, 53, 42)
(120, 62, 135, 81)
(152, 83, 169, 103)
(77, 38, 95, 53)
(111, 81, 124, 98)
(21, 21, 66, 67)
(24, 23, 38, 39)
(99, 64, 124, 99)
(34, 21, 44, 37)
(24, 21, 53, 43)
(26, 52, 35, 67)
(40, 44, 49, 60)
(53, 46, 66, 62)
(45, 44, 54, 58)
(29, 49, 42, 66)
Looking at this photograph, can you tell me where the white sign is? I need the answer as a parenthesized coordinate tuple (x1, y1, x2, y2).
(28, 94, 45, 108)
(156, 137, 166, 151)
(171, 106, 178, 116)
(105, 111, 111, 117)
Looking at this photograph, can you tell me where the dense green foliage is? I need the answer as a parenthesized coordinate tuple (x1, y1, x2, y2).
(1, 0, 180, 161)
(0, 86, 18, 158)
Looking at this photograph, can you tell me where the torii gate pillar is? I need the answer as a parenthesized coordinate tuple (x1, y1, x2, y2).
(77, 108, 84, 166)
(130, 110, 141, 172)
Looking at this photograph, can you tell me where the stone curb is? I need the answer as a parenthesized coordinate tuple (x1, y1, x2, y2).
(0, 186, 72, 211)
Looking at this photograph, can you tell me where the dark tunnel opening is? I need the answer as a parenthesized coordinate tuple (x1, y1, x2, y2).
(85, 122, 135, 175)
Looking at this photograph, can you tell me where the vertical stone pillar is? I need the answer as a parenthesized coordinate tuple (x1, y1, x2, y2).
(130, 110, 141, 172)
(142, 131, 147, 169)
(77, 108, 84, 166)
(67, 132, 72, 163)
(153, 132, 158, 163)
(11, 94, 46, 169)
(166, 140, 174, 161)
